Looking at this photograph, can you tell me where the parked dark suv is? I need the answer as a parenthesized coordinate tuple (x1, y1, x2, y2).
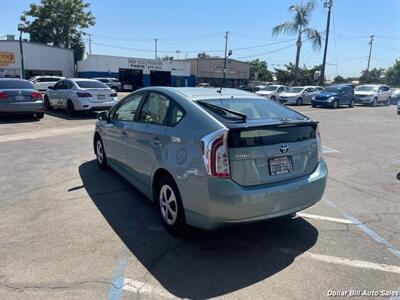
(311, 84, 355, 109)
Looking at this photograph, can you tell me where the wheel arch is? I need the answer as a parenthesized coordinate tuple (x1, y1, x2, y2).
(152, 168, 175, 201)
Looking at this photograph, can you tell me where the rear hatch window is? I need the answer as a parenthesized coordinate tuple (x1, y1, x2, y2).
(196, 98, 318, 186)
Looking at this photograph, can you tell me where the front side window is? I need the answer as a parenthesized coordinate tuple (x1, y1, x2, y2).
(112, 93, 144, 121)
(138, 92, 170, 125)
(54, 81, 66, 89)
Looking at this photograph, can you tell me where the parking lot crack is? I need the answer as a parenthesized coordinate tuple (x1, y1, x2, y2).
(1, 279, 120, 291)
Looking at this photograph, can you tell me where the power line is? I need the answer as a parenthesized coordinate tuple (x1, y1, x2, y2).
(234, 44, 295, 60)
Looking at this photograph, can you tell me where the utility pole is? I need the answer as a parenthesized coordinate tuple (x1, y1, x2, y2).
(88, 33, 92, 55)
(366, 35, 374, 78)
(17, 23, 26, 79)
(223, 31, 229, 85)
(320, 0, 332, 86)
(154, 38, 158, 60)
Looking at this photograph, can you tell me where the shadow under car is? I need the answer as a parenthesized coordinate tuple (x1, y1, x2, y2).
(79, 160, 319, 299)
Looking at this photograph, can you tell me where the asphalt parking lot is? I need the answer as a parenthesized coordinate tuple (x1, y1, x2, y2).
(0, 97, 399, 300)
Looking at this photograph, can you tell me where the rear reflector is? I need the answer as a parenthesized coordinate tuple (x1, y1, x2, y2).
(77, 92, 92, 97)
(0, 92, 8, 99)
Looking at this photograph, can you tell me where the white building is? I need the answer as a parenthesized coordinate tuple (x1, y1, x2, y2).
(0, 39, 75, 78)
(78, 54, 194, 90)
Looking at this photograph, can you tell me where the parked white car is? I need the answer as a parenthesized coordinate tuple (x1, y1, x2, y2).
(255, 85, 288, 100)
(279, 86, 320, 105)
(30, 76, 64, 92)
(354, 84, 391, 106)
(44, 78, 118, 116)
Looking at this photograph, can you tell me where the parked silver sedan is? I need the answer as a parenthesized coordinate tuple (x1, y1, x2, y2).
(279, 86, 320, 105)
(0, 78, 44, 119)
(255, 85, 288, 100)
(93, 87, 328, 234)
(44, 78, 118, 116)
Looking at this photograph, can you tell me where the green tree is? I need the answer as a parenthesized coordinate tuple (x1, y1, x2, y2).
(272, 0, 322, 85)
(274, 63, 321, 85)
(20, 0, 95, 61)
(384, 59, 400, 86)
(333, 75, 346, 83)
(359, 68, 385, 84)
(249, 59, 273, 81)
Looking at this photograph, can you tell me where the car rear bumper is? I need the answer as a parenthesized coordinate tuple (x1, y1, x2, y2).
(185, 159, 328, 229)
(0, 101, 44, 114)
(74, 99, 118, 111)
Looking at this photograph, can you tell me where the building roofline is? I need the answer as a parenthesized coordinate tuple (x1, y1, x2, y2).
(176, 57, 250, 65)
(0, 40, 73, 52)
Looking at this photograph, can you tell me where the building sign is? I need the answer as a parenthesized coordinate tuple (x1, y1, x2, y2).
(128, 58, 163, 71)
(0, 52, 15, 66)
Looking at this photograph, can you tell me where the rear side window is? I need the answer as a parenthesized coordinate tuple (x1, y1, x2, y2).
(198, 98, 305, 121)
(0, 80, 34, 89)
(76, 80, 108, 88)
(138, 92, 170, 125)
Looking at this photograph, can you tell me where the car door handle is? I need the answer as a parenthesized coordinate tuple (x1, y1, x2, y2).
(151, 138, 161, 147)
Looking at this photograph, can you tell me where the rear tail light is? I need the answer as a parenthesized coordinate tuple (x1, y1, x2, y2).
(110, 92, 117, 97)
(201, 128, 230, 178)
(77, 92, 92, 97)
(0, 92, 8, 99)
(31, 92, 43, 100)
(316, 126, 324, 161)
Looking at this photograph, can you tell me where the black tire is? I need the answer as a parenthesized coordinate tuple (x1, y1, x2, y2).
(44, 96, 52, 110)
(349, 99, 354, 108)
(311, 104, 316, 107)
(331, 100, 338, 109)
(94, 136, 108, 169)
(270, 95, 276, 101)
(372, 97, 377, 107)
(156, 175, 187, 235)
(296, 98, 302, 106)
(66, 100, 75, 117)
(35, 112, 44, 119)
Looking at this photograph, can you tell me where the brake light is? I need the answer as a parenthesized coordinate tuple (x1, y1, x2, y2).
(0, 92, 8, 99)
(201, 128, 230, 178)
(316, 126, 324, 161)
(31, 92, 42, 100)
(110, 92, 117, 97)
(77, 92, 92, 97)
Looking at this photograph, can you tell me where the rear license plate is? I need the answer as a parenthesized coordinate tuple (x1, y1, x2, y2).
(97, 95, 105, 100)
(15, 95, 25, 101)
(268, 156, 293, 176)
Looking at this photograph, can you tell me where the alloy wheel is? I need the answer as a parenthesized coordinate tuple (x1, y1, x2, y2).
(159, 184, 178, 225)
(96, 140, 104, 164)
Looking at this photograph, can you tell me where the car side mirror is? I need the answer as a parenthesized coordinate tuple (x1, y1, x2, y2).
(97, 111, 110, 122)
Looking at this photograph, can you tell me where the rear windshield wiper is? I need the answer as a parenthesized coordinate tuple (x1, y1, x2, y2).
(197, 101, 247, 120)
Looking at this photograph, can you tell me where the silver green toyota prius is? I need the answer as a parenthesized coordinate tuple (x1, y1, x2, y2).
(93, 87, 328, 234)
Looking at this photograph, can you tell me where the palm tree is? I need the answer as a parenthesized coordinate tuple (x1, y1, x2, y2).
(272, 0, 322, 85)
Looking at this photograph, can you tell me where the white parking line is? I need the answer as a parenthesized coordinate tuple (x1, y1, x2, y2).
(122, 278, 176, 299)
(301, 252, 400, 274)
(296, 213, 355, 224)
(322, 146, 340, 154)
(0, 125, 94, 143)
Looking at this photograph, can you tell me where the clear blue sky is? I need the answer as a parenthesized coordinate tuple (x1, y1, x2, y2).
(2, 0, 400, 79)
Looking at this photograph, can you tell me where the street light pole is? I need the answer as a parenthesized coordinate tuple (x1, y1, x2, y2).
(320, 0, 332, 86)
(222, 31, 229, 84)
(18, 23, 26, 79)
